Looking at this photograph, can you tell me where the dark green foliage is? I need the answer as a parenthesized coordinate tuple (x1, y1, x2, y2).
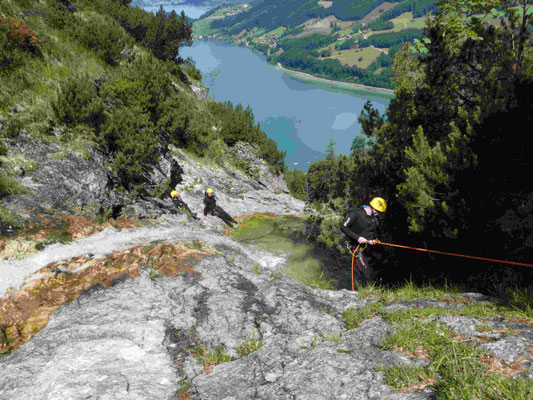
(52, 75, 106, 129)
(104, 3, 153, 43)
(367, 20, 395, 31)
(278, 34, 336, 52)
(274, 48, 394, 88)
(44, 0, 76, 30)
(182, 61, 202, 81)
(145, 7, 192, 62)
(335, 38, 356, 50)
(211, 0, 405, 35)
(251, 42, 270, 54)
(284, 169, 306, 201)
(1, 0, 286, 200)
(378, 0, 436, 21)
(359, 29, 424, 48)
(350, 135, 372, 155)
(103, 108, 159, 190)
(325, 136, 337, 160)
(0, 138, 27, 198)
(305, 4, 533, 295)
(78, 0, 192, 63)
(306, 155, 354, 204)
(358, 100, 384, 137)
(208, 101, 286, 173)
(74, 14, 134, 66)
(211, 0, 326, 34)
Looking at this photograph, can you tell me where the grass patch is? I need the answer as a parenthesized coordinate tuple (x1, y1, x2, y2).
(322, 331, 343, 342)
(319, 45, 383, 69)
(355, 280, 462, 302)
(187, 342, 232, 373)
(250, 263, 261, 275)
(380, 320, 533, 398)
(342, 302, 384, 329)
(378, 364, 436, 393)
(340, 283, 533, 398)
(236, 334, 265, 357)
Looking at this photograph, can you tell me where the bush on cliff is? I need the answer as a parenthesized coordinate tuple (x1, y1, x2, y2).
(208, 101, 286, 174)
(1, 0, 287, 201)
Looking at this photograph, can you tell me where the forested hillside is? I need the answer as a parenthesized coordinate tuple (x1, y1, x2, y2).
(287, 0, 533, 298)
(0, 0, 285, 223)
(195, 0, 437, 88)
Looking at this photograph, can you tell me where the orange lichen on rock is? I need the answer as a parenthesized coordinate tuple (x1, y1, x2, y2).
(0, 241, 212, 354)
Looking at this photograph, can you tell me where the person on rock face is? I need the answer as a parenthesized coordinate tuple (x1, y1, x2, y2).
(171, 190, 200, 220)
(201, 188, 242, 228)
(340, 197, 387, 283)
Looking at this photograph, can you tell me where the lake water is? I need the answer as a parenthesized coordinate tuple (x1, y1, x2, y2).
(142, 4, 393, 170)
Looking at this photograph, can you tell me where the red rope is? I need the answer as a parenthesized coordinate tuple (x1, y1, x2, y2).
(375, 240, 533, 268)
(351, 244, 361, 291)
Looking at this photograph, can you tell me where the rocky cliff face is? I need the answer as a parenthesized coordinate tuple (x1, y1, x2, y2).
(0, 134, 299, 233)
(0, 211, 531, 399)
(1, 135, 532, 399)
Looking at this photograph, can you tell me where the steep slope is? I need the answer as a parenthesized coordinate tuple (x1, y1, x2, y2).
(1, 1, 532, 398)
(1, 210, 531, 399)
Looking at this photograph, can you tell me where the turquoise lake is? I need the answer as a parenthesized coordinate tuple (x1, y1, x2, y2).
(141, 5, 393, 170)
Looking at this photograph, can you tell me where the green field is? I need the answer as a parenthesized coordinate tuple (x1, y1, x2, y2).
(193, 19, 217, 36)
(319, 44, 384, 69)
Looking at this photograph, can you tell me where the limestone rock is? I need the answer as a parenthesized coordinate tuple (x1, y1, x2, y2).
(0, 215, 531, 399)
(0, 224, 435, 399)
(1, 134, 303, 229)
(229, 142, 289, 194)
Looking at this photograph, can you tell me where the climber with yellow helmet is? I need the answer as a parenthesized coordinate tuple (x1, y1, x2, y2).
(201, 188, 242, 229)
(170, 190, 200, 220)
(340, 197, 387, 283)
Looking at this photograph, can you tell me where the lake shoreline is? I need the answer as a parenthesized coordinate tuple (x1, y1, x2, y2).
(277, 62, 395, 95)
(191, 39, 395, 95)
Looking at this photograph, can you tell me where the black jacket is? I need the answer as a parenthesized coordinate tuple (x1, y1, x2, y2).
(203, 194, 218, 216)
(340, 206, 379, 244)
(171, 194, 186, 208)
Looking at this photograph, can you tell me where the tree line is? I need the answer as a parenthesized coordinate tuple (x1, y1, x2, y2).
(0, 0, 286, 202)
(288, 0, 533, 296)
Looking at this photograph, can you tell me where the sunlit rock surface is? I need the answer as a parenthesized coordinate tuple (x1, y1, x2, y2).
(1, 213, 531, 399)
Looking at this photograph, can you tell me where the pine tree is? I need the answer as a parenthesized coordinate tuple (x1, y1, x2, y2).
(325, 135, 336, 160)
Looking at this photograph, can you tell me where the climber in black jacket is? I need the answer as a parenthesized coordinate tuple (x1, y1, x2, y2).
(340, 197, 387, 282)
(201, 188, 242, 228)
(171, 190, 200, 220)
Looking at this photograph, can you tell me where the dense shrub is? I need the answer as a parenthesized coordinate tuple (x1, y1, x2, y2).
(284, 169, 306, 201)
(103, 107, 159, 190)
(143, 7, 192, 62)
(74, 14, 134, 66)
(367, 20, 394, 31)
(0, 14, 41, 70)
(208, 101, 286, 173)
(359, 29, 424, 48)
(52, 75, 106, 130)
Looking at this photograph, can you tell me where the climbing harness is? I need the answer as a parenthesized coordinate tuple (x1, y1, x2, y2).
(374, 240, 533, 268)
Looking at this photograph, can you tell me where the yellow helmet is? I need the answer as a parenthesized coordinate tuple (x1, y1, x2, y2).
(170, 190, 178, 198)
(370, 197, 387, 213)
(206, 188, 213, 194)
